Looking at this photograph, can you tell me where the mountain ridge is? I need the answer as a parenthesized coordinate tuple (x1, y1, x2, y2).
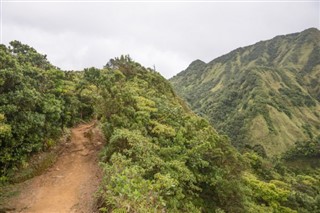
(1, 39, 320, 213)
(170, 28, 320, 156)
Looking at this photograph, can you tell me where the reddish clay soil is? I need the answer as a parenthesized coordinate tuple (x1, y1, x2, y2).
(4, 123, 104, 213)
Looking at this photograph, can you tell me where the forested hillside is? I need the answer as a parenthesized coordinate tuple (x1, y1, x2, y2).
(0, 42, 244, 211)
(170, 28, 320, 156)
(1, 41, 320, 212)
(0, 41, 96, 179)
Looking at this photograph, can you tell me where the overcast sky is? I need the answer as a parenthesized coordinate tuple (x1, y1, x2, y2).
(0, 1, 319, 78)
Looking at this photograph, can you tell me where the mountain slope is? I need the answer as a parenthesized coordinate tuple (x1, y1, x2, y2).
(170, 28, 320, 156)
(1, 41, 320, 213)
(0, 43, 245, 212)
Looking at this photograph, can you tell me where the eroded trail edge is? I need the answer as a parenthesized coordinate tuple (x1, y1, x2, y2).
(7, 123, 104, 213)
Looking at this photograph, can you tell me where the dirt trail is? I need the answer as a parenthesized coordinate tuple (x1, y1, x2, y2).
(5, 123, 103, 213)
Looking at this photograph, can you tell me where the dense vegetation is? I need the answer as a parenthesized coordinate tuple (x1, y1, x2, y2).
(75, 56, 245, 212)
(1, 38, 320, 212)
(170, 28, 320, 156)
(283, 136, 320, 160)
(0, 41, 96, 180)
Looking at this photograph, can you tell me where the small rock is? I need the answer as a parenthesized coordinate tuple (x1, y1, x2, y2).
(81, 151, 89, 156)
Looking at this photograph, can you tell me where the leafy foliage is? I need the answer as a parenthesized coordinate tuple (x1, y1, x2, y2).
(283, 136, 320, 160)
(243, 152, 320, 213)
(79, 57, 245, 212)
(0, 41, 95, 177)
(1, 40, 320, 212)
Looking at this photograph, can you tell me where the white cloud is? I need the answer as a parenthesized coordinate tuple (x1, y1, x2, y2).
(1, 1, 319, 78)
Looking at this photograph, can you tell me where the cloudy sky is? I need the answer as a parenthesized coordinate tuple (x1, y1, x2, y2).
(0, 0, 319, 78)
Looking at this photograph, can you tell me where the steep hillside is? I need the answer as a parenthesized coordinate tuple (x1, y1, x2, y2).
(0, 43, 244, 212)
(83, 56, 246, 212)
(170, 28, 320, 156)
(1, 41, 320, 213)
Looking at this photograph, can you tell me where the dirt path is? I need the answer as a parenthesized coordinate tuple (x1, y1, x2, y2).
(4, 123, 104, 213)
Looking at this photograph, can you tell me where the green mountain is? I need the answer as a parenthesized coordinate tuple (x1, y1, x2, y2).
(0, 42, 245, 212)
(170, 28, 320, 156)
(1, 40, 320, 213)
